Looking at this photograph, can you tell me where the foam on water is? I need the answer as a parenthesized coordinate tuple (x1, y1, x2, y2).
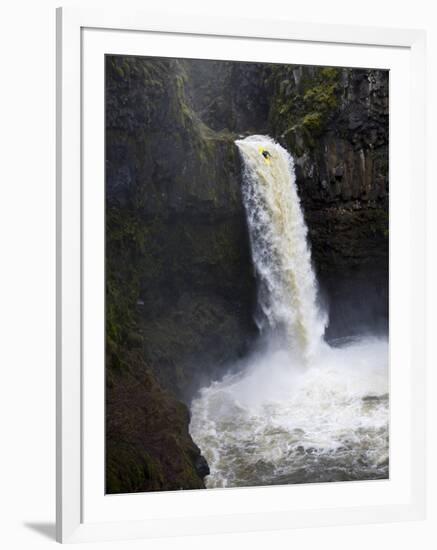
(190, 337, 388, 487)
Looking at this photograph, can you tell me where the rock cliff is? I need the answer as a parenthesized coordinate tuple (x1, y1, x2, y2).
(265, 65, 388, 337)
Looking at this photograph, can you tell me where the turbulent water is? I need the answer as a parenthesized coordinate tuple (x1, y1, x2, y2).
(236, 136, 327, 359)
(190, 135, 389, 488)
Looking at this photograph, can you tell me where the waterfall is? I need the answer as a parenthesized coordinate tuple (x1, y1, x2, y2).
(190, 136, 388, 489)
(235, 135, 326, 359)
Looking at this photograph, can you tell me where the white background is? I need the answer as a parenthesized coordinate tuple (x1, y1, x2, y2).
(0, 0, 435, 548)
(82, 27, 414, 527)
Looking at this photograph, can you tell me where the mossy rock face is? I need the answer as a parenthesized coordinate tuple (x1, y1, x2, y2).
(263, 65, 388, 336)
(266, 65, 340, 145)
(106, 55, 259, 401)
(264, 64, 388, 200)
(106, 349, 207, 493)
(105, 55, 260, 493)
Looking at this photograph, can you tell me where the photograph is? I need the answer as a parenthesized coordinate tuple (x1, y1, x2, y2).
(105, 54, 389, 494)
(0, 0, 431, 546)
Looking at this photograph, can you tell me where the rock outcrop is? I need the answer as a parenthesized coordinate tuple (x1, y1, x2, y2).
(105, 56, 258, 493)
(106, 348, 208, 493)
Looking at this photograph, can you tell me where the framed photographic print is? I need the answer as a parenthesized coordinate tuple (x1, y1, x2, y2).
(56, 6, 426, 543)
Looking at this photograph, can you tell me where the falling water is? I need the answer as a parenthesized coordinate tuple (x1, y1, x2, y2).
(235, 135, 326, 358)
(190, 136, 389, 488)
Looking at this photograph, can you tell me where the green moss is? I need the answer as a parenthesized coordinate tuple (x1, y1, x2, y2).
(302, 112, 324, 133)
(304, 82, 338, 111)
(114, 65, 124, 79)
(266, 64, 340, 148)
(106, 444, 165, 494)
(320, 66, 340, 80)
(105, 206, 144, 359)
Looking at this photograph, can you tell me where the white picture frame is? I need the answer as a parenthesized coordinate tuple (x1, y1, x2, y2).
(56, 6, 427, 543)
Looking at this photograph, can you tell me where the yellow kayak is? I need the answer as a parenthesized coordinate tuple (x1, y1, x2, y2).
(258, 146, 272, 165)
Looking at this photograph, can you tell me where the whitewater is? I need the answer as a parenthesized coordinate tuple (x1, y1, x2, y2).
(190, 135, 389, 487)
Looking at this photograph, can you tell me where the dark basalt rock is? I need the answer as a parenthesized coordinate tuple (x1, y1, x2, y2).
(106, 56, 259, 401)
(106, 348, 209, 493)
(194, 455, 210, 478)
